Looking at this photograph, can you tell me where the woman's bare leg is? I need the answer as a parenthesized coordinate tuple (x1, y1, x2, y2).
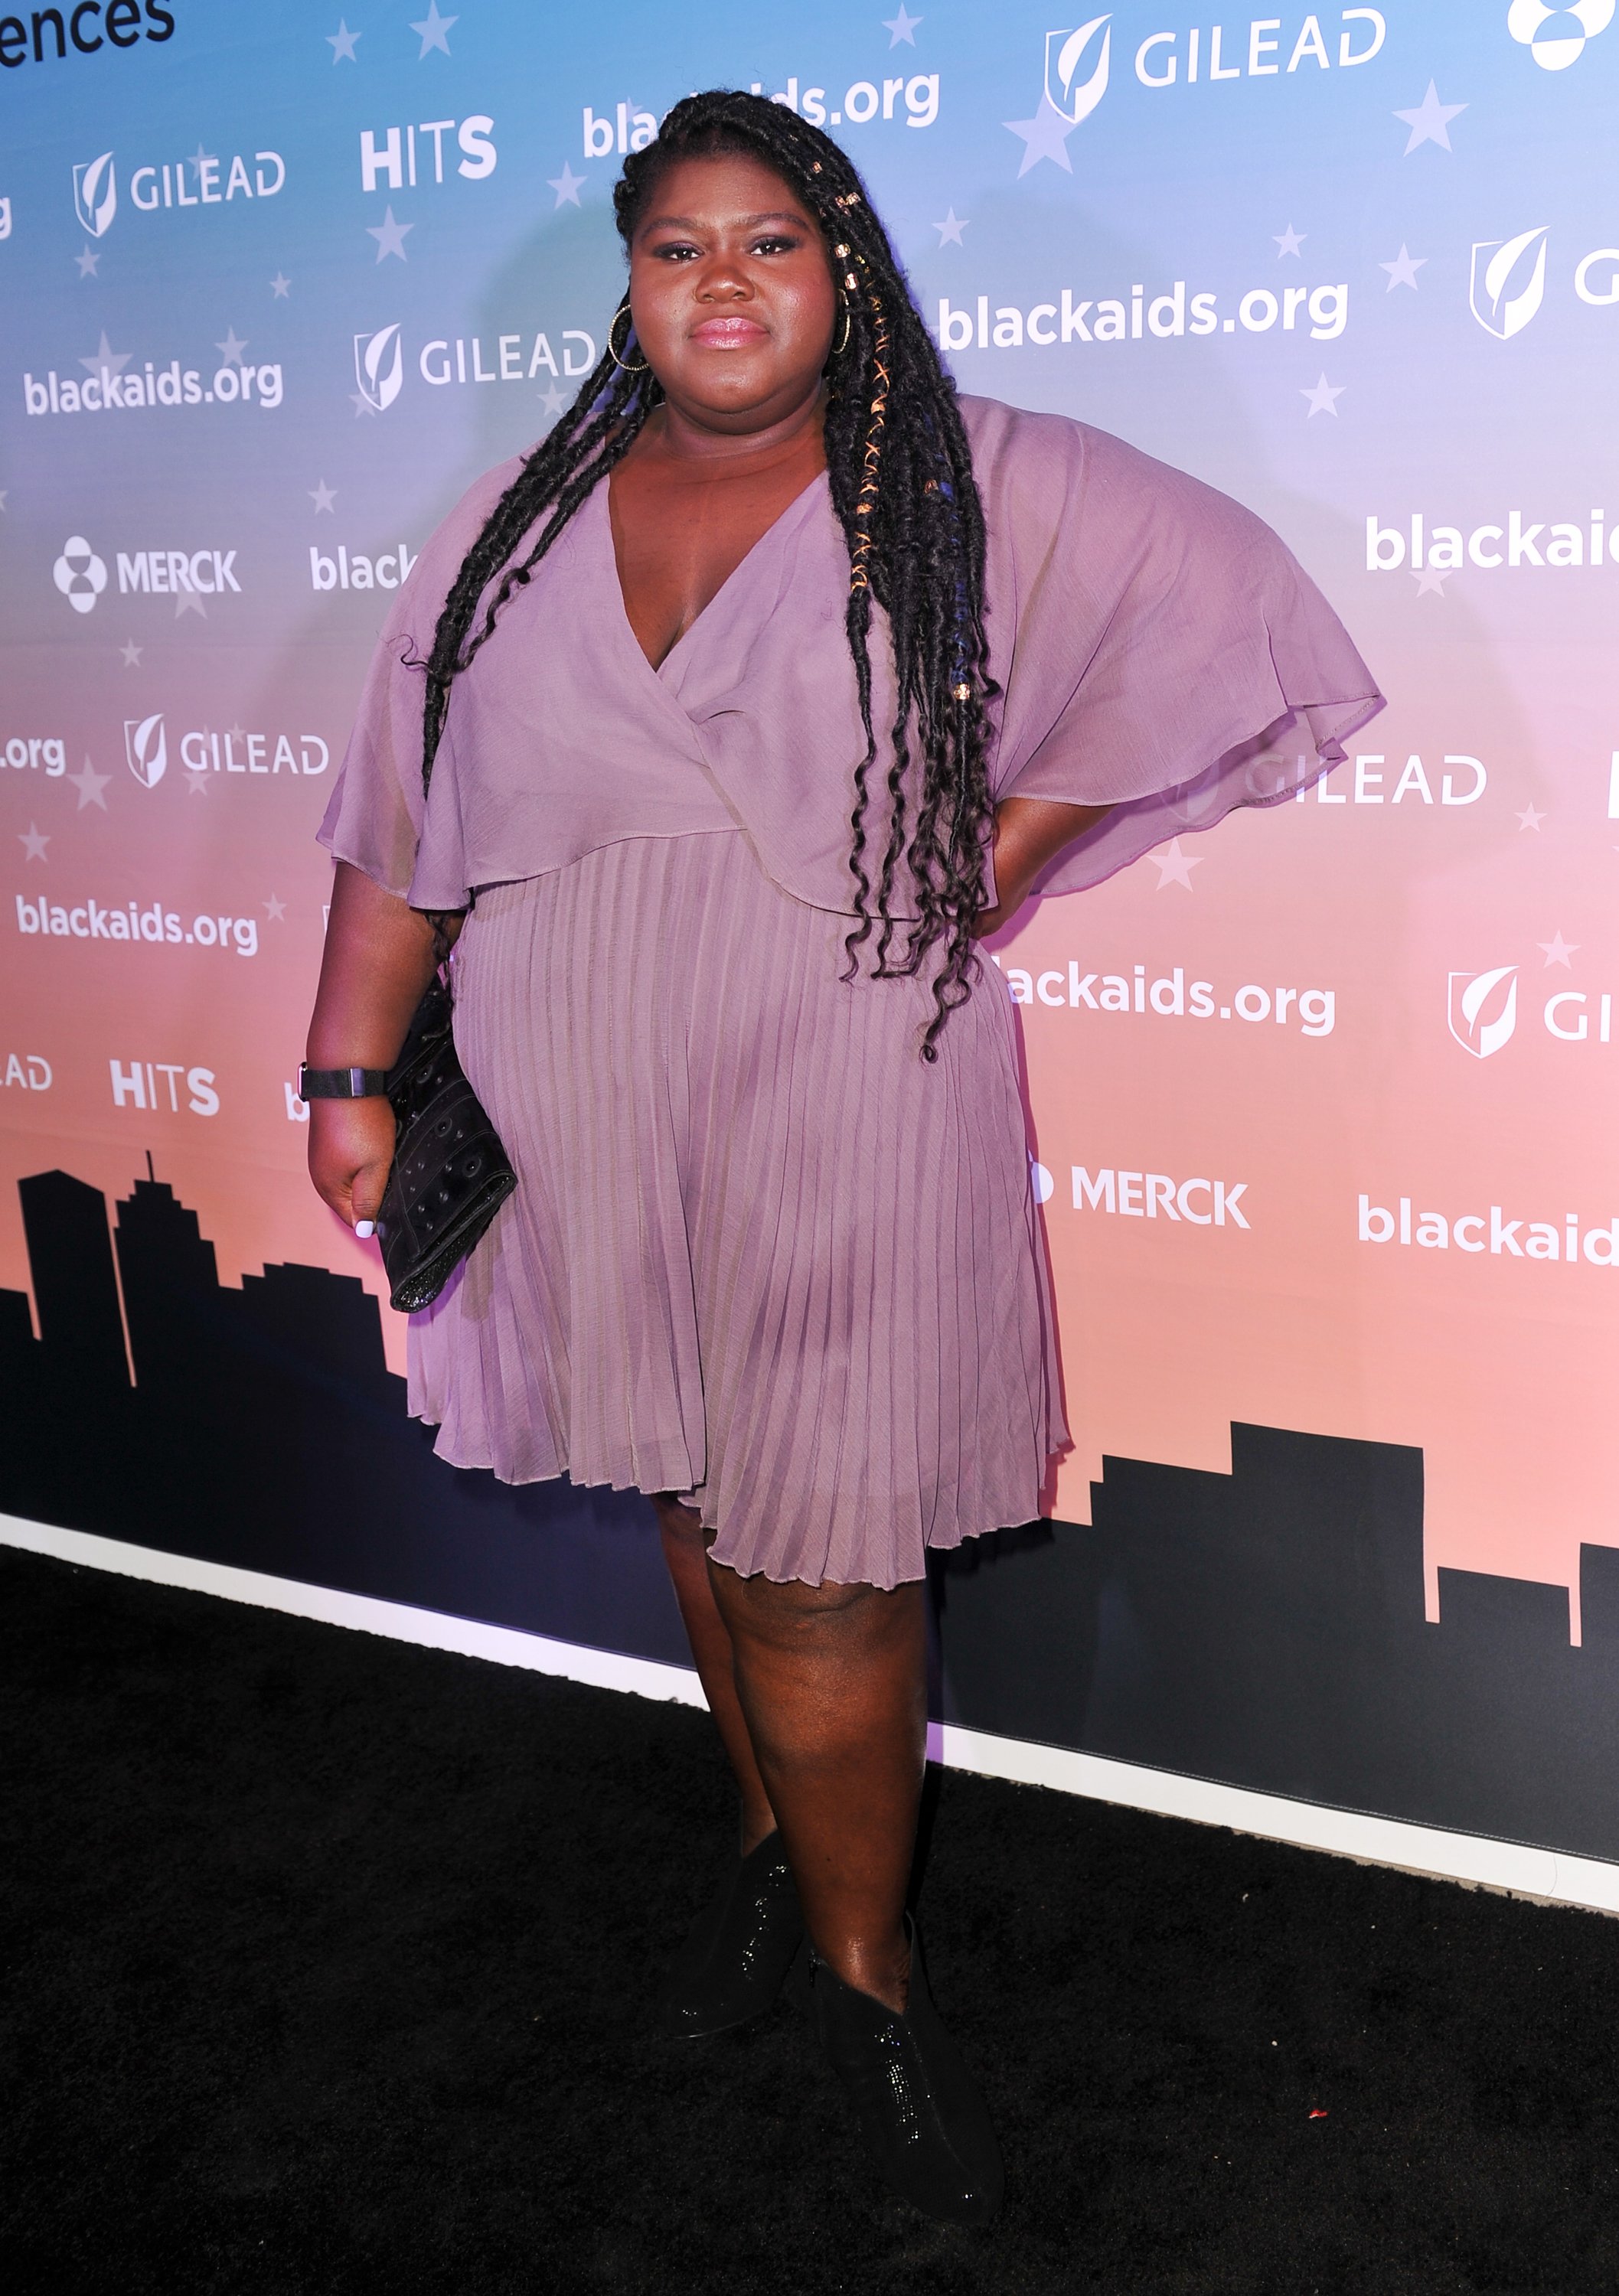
(652, 1494, 777, 1854)
(705, 1564, 926, 2015)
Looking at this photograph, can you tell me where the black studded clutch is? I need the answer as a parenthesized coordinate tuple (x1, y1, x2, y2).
(374, 973, 516, 1313)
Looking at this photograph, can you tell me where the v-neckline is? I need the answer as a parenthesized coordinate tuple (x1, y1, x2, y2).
(600, 465, 829, 684)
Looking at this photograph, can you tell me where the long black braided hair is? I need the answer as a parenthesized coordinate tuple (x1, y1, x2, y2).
(417, 90, 997, 1056)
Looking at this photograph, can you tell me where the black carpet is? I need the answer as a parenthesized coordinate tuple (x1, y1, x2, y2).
(3, 1547, 1617, 2295)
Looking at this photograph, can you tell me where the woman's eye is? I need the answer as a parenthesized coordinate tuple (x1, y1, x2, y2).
(751, 236, 798, 256)
(651, 241, 700, 261)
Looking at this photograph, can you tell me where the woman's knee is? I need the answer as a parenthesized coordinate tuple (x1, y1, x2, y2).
(709, 1563, 915, 1652)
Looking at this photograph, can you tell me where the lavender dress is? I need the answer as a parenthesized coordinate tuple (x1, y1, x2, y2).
(318, 396, 1381, 1587)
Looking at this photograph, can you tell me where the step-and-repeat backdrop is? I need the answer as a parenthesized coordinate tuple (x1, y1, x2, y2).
(4, 4, 1616, 1854)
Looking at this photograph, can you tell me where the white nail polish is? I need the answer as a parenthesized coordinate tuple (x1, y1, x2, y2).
(354, 1219, 375, 1238)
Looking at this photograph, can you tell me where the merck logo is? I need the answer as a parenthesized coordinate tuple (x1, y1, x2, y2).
(1508, 0, 1614, 70)
(52, 535, 107, 613)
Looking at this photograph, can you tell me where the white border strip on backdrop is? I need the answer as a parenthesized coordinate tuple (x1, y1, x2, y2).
(7, 1508, 1617, 1919)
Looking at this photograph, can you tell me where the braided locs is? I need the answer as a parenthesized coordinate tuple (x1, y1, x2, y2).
(417, 90, 997, 1056)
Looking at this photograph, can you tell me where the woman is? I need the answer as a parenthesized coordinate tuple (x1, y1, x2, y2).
(305, 91, 1380, 2223)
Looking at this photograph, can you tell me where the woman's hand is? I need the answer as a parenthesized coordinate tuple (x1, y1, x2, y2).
(972, 797, 1111, 938)
(308, 1097, 398, 1230)
(304, 861, 445, 1233)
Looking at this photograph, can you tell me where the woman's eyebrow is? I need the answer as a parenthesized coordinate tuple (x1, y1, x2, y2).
(641, 210, 808, 232)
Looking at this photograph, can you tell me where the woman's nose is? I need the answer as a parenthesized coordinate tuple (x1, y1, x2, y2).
(696, 259, 752, 301)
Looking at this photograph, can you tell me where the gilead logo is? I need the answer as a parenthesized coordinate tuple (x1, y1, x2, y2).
(1449, 966, 1518, 1059)
(354, 325, 403, 413)
(73, 151, 116, 237)
(124, 713, 166, 788)
(1470, 226, 1550, 339)
(1046, 19, 1111, 122)
(73, 145, 286, 232)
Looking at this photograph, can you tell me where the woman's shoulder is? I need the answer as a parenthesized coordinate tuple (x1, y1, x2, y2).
(957, 393, 1273, 563)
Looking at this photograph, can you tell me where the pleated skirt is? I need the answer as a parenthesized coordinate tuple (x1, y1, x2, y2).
(410, 828, 1068, 1588)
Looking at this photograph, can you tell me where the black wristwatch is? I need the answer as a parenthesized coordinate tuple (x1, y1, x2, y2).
(297, 1063, 390, 1099)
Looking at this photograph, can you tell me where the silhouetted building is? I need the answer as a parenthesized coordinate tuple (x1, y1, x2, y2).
(19, 1170, 129, 1396)
(5, 1163, 1619, 1864)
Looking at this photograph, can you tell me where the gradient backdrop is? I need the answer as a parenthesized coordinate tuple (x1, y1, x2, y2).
(3, 2, 1617, 1854)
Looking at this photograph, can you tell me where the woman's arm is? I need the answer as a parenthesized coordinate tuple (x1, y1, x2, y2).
(305, 860, 451, 1230)
(972, 797, 1111, 938)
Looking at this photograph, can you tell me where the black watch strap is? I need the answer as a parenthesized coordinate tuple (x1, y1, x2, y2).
(298, 1063, 390, 1100)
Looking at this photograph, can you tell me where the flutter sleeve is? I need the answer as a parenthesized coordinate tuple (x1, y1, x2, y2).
(315, 453, 525, 908)
(971, 401, 1384, 896)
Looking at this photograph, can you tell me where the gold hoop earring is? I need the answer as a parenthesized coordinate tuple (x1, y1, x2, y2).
(831, 301, 851, 357)
(608, 303, 648, 373)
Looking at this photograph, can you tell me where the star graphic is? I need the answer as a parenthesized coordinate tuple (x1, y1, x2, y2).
(1394, 81, 1466, 155)
(310, 479, 337, 514)
(270, 272, 292, 298)
(119, 638, 143, 666)
(884, 5, 922, 44)
(19, 823, 49, 863)
(537, 381, 569, 419)
(1003, 98, 1076, 177)
(75, 245, 100, 278)
(933, 207, 968, 246)
(1516, 804, 1545, 831)
(264, 895, 287, 923)
(1151, 838, 1202, 891)
(187, 775, 209, 797)
(226, 723, 245, 745)
(548, 161, 586, 209)
(327, 18, 360, 62)
(1539, 930, 1578, 969)
(215, 326, 248, 366)
(80, 329, 131, 377)
(190, 145, 217, 190)
(175, 592, 207, 619)
(1301, 372, 1346, 417)
(1275, 223, 1306, 259)
(367, 205, 413, 262)
(410, 2, 456, 57)
(350, 391, 378, 419)
(68, 758, 110, 810)
(1412, 566, 1448, 596)
(1380, 243, 1426, 292)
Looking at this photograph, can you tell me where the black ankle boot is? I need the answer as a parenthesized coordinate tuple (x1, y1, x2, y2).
(655, 1830, 805, 2039)
(813, 1916, 1004, 2223)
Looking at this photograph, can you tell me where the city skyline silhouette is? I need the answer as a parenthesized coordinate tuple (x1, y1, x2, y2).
(5, 1163, 1618, 1863)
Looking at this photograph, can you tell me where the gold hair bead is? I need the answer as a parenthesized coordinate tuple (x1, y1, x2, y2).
(953, 682, 971, 701)
(844, 272, 858, 290)
(834, 243, 850, 257)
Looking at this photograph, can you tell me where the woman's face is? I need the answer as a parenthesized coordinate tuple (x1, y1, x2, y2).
(626, 151, 838, 435)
